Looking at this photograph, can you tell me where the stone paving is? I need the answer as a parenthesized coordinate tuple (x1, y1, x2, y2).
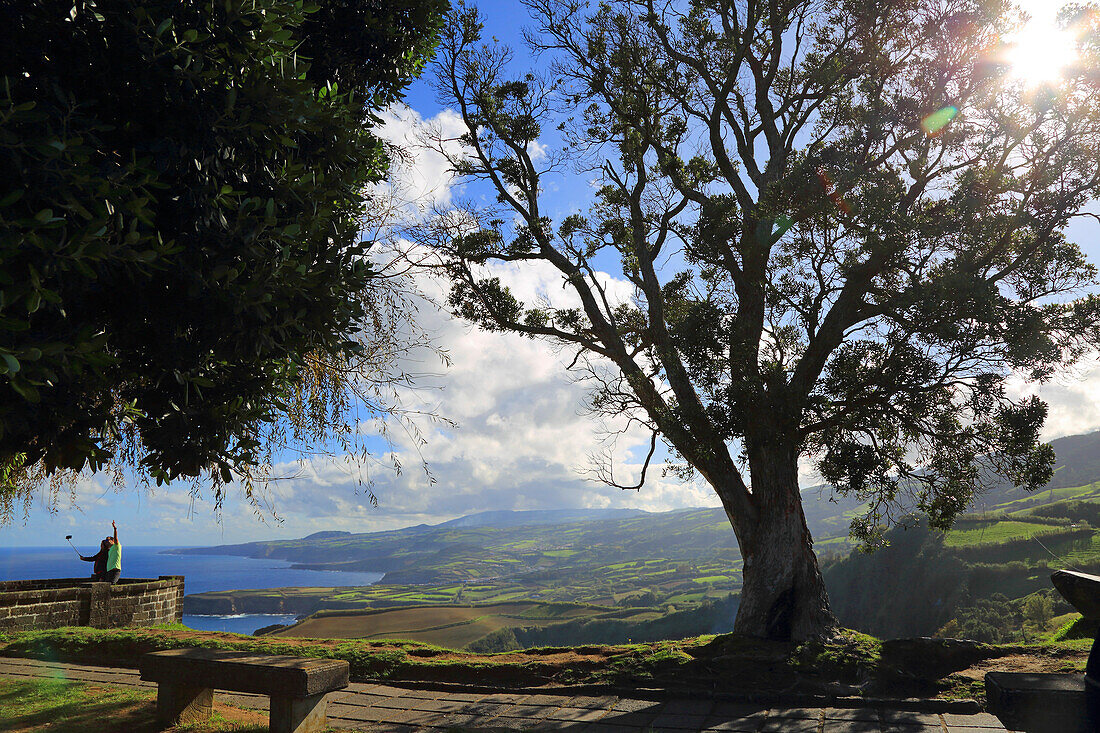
(0, 656, 1013, 731)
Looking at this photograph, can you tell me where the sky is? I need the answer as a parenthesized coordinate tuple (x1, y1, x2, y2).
(5, 0, 1100, 549)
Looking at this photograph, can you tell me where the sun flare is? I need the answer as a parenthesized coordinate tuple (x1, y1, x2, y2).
(1004, 3, 1079, 85)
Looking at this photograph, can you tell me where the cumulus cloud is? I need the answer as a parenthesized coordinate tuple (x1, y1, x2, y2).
(371, 103, 467, 217)
(1007, 359, 1100, 441)
(213, 248, 724, 540)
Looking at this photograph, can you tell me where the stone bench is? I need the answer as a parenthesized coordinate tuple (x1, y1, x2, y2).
(140, 648, 349, 733)
(986, 671, 1092, 732)
(985, 569, 1100, 732)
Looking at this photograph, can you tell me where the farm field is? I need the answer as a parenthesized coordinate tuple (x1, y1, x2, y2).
(269, 601, 658, 647)
(941, 519, 1067, 547)
(181, 507, 758, 617)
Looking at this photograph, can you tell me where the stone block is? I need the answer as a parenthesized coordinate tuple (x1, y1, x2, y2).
(141, 649, 349, 697)
(270, 692, 329, 733)
(1052, 571, 1100, 619)
(985, 671, 1093, 732)
(86, 582, 110, 628)
(156, 684, 213, 726)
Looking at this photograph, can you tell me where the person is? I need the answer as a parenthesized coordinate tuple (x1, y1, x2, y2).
(79, 521, 121, 584)
(79, 538, 110, 581)
(104, 520, 121, 584)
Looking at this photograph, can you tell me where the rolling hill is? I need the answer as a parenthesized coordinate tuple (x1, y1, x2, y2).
(178, 429, 1100, 647)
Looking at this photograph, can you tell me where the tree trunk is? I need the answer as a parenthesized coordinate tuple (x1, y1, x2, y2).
(729, 442, 838, 641)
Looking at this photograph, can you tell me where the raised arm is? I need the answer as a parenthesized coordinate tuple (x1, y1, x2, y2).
(112, 520, 118, 544)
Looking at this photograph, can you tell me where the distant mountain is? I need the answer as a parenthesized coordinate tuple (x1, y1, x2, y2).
(436, 508, 649, 529)
(302, 531, 352, 541)
(171, 429, 1100, 574)
(966, 429, 1100, 511)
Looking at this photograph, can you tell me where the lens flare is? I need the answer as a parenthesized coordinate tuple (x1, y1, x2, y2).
(1003, 2, 1080, 85)
(921, 106, 958, 136)
(816, 168, 852, 215)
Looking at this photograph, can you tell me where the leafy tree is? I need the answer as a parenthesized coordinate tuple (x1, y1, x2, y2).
(422, 0, 1100, 639)
(0, 0, 446, 520)
(1022, 592, 1054, 629)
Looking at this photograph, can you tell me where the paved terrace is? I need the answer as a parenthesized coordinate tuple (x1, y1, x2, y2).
(0, 656, 1011, 732)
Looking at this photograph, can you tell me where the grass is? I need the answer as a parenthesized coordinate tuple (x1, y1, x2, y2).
(0, 624, 709, 688)
(993, 483, 1100, 510)
(0, 625, 1090, 704)
(0, 678, 301, 732)
(942, 520, 1059, 547)
(790, 629, 882, 678)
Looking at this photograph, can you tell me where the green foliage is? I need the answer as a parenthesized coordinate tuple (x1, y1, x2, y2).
(1032, 499, 1100, 526)
(937, 591, 1070, 644)
(823, 520, 972, 638)
(790, 629, 882, 680)
(467, 627, 519, 652)
(1023, 594, 1054, 628)
(0, 0, 444, 515)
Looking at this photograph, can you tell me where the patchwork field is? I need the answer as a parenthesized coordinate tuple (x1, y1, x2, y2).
(269, 601, 650, 647)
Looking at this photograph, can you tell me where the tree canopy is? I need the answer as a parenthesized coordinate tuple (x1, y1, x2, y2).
(424, 0, 1100, 639)
(0, 0, 446, 520)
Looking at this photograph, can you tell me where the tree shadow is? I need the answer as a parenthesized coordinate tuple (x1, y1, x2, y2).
(0, 679, 269, 732)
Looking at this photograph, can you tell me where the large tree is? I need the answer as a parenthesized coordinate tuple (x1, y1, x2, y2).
(424, 0, 1100, 639)
(0, 0, 446, 519)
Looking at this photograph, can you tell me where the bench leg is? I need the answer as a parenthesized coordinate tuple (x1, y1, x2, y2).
(269, 692, 329, 733)
(155, 683, 213, 726)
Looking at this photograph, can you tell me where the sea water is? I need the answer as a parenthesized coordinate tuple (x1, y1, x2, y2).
(0, 546, 383, 634)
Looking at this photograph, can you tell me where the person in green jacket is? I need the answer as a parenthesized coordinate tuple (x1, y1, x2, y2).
(104, 520, 121, 584)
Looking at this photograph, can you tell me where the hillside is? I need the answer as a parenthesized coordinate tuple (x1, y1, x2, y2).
(825, 481, 1100, 640)
(178, 430, 1100, 647)
(182, 507, 745, 617)
(818, 430, 1100, 640)
(172, 490, 864, 577)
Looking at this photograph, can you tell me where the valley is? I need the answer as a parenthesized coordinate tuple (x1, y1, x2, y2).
(178, 430, 1100, 650)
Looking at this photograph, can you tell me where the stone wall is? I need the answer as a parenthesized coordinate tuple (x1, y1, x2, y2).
(0, 576, 184, 632)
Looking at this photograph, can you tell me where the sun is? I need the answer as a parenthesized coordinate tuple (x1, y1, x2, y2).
(1003, 3, 1079, 85)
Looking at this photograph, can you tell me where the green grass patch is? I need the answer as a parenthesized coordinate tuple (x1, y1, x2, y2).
(0, 678, 280, 732)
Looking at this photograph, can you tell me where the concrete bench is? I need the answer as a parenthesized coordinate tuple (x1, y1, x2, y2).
(140, 648, 349, 733)
(985, 569, 1100, 732)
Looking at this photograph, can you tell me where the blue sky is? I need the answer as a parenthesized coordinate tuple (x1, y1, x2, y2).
(5, 0, 1100, 549)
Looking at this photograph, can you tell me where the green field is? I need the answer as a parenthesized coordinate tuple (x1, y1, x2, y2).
(272, 601, 626, 646)
(942, 520, 1061, 547)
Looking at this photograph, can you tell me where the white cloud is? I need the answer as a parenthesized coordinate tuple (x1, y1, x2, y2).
(217, 256, 723, 537)
(1007, 358, 1100, 440)
(372, 104, 467, 216)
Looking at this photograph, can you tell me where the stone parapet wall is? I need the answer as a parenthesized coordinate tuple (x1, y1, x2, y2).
(0, 576, 184, 632)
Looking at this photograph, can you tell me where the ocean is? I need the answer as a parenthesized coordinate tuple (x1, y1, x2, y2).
(0, 546, 383, 634)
